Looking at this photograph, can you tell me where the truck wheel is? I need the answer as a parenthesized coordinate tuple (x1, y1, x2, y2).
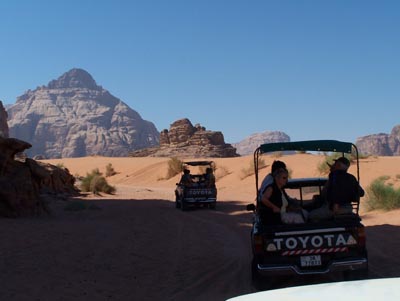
(181, 200, 187, 211)
(175, 192, 181, 209)
(251, 257, 272, 291)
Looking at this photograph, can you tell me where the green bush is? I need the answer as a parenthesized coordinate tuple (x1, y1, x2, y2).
(166, 157, 183, 179)
(365, 176, 400, 211)
(215, 165, 231, 181)
(240, 157, 266, 180)
(317, 153, 353, 175)
(80, 168, 116, 195)
(271, 151, 283, 158)
(105, 163, 117, 177)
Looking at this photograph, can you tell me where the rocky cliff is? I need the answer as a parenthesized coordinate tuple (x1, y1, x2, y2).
(0, 101, 9, 138)
(7, 68, 159, 158)
(130, 118, 238, 158)
(232, 131, 290, 156)
(356, 125, 400, 156)
(0, 136, 77, 217)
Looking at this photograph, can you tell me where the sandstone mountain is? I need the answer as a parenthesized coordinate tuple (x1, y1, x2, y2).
(129, 118, 238, 158)
(7, 68, 159, 158)
(232, 131, 290, 156)
(356, 125, 400, 156)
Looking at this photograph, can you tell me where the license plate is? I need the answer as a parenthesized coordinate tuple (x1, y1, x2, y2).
(300, 255, 321, 267)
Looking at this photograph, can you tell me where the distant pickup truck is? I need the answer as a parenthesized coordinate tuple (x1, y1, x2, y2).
(247, 140, 368, 289)
(175, 161, 217, 211)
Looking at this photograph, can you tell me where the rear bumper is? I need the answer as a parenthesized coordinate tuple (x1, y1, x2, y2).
(256, 257, 368, 276)
(183, 197, 216, 204)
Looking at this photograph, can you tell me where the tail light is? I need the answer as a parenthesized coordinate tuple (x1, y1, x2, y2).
(357, 227, 366, 247)
(253, 234, 263, 254)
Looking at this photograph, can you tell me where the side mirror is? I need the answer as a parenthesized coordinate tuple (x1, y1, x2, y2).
(246, 203, 256, 211)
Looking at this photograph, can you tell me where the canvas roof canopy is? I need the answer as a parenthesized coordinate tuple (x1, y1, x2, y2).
(257, 140, 355, 154)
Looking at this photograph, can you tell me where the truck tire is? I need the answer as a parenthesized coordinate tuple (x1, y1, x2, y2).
(175, 191, 181, 209)
(181, 199, 188, 211)
(175, 197, 181, 209)
(251, 257, 272, 291)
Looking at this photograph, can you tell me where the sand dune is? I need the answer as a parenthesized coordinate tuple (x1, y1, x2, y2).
(42, 154, 400, 214)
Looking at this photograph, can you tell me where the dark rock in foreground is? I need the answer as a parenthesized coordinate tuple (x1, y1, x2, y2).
(0, 136, 78, 217)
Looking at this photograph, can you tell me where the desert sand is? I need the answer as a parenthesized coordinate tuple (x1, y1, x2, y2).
(1, 154, 400, 301)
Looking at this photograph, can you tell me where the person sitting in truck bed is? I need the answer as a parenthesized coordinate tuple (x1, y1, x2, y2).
(179, 169, 193, 187)
(204, 168, 216, 188)
(327, 157, 364, 215)
(309, 157, 364, 221)
(260, 168, 306, 225)
(258, 160, 287, 204)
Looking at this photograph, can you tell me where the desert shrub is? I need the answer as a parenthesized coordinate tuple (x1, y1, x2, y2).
(287, 167, 293, 179)
(215, 165, 231, 181)
(271, 151, 283, 158)
(80, 168, 116, 195)
(105, 163, 116, 177)
(317, 153, 353, 175)
(166, 157, 183, 179)
(258, 157, 267, 170)
(365, 176, 400, 211)
(56, 163, 65, 168)
(357, 153, 370, 160)
(317, 160, 331, 175)
(240, 157, 266, 180)
(80, 168, 101, 191)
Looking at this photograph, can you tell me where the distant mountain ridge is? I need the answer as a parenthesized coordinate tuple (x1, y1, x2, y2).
(356, 125, 400, 156)
(4, 68, 399, 158)
(7, 68, 159, 158)
(232, 131, 290, 156)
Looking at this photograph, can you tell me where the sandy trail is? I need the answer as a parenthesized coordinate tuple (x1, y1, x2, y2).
(0, 197, 256, 301)
(1, 155, 400, 300)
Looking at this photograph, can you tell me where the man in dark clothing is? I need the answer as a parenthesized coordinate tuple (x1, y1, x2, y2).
(204, 168, 216, 188)
(309, 156, 364, 221)
(179, 169, 193, 187)
(327, 157, 364, 214)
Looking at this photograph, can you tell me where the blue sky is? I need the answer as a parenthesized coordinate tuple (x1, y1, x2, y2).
(1, 0, 399, 144)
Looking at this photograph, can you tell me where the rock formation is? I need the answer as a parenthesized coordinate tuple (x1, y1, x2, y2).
(232, 131, 290, 156)
(130, 118, 238, 158)
(0, 101, 9, 138)
(0, 136, 77, 217)
(356, 125, 400, 156)
(7, 68, 159, 158)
